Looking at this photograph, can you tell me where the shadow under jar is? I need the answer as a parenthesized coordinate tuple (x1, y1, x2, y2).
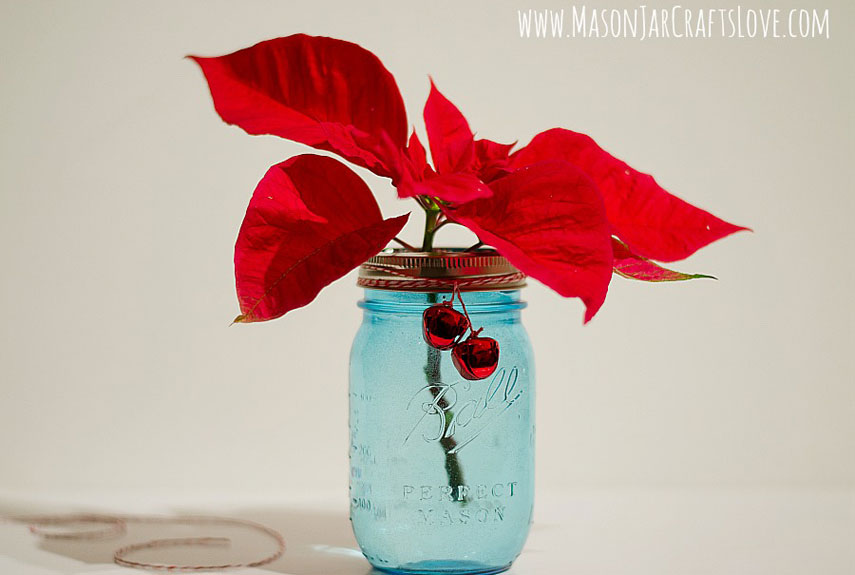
(349, 249, 535, 575)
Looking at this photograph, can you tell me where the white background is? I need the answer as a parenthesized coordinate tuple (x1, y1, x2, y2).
(1, 0, 853, 499)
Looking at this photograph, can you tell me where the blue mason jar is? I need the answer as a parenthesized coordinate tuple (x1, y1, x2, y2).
(349, 250, 535, 575)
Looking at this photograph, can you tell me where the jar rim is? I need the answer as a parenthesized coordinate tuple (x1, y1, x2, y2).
(357, 248, 526, 292)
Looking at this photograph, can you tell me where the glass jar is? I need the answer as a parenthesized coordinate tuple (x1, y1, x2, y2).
(349, 250, 535, 575)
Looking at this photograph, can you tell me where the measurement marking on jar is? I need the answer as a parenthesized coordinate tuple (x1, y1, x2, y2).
(404, 367, 523, 453)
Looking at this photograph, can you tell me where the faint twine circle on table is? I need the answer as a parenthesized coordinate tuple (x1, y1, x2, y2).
(11, 513, 285, 572)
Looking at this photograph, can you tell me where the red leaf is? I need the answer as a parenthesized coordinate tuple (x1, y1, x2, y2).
(394, 132, 492, 203)
(233, 154, 408, 322)
(424, 80, 475, 174)
(611, 238, 715, 282)
(510, 128, 748, 261)
(474, 138, 516, 182)
(446, 161, 613, 323)
(191, 35, 408, 177)
(406, 172, 492, 203)
(407, 131, 429, 178)
(421, 83, 512, 190)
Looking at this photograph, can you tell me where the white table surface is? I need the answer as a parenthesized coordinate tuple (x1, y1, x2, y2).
(1, 489, 852, 575)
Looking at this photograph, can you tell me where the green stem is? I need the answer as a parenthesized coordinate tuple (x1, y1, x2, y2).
(416, 196, 467, 498)
(421, 205, 441, 252)
(418, 196, 466, 500)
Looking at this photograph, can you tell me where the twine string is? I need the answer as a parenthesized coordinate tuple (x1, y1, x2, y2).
(452, 283, 473, 328)
(5, 513, 285, 572)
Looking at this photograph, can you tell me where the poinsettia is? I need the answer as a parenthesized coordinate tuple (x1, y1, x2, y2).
(191, 34, 746, 323)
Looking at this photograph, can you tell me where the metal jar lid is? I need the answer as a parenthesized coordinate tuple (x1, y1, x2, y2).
(357, 248, 526, 292)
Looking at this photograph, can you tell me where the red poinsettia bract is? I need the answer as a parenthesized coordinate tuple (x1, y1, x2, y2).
(191, 34, 746, 323)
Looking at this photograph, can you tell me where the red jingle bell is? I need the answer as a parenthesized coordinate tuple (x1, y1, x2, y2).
(451, 333, 500, 380)
(423, 302, 470, 350)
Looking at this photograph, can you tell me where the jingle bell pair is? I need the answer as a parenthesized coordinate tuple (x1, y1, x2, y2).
(422, 286, 500, 381)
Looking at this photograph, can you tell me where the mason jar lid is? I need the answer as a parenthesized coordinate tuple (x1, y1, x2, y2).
(357, 248, 526, 292)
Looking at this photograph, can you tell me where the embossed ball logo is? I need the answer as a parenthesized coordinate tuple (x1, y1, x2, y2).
(405, 367, 522, 454)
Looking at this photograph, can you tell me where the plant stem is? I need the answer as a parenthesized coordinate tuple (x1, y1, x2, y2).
(418, 196, 466, 500)
(424, 292, 467, 502)
(421, 203, 441, 252)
